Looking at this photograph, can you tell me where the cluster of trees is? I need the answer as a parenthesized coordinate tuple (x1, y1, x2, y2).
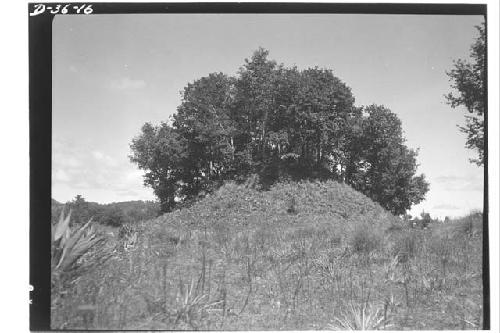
(446, 22, 485, 166)
(404, 211, 435, 229)
(130, 48, 429, 215)
(51, 195, 160, 227)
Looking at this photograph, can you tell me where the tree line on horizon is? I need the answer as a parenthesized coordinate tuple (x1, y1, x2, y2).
(51, 195, 160, 227)
(130, 48, 429, 215)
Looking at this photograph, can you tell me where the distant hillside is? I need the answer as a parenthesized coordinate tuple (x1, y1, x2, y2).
(51, 197, 160, 226)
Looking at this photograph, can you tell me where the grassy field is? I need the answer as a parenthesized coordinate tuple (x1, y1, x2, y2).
(51, 180, 484, 330)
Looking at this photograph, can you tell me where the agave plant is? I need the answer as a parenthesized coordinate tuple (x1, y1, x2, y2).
(327, 302, 392, 330)
(174, 277, 222, 328)
(52, 208, 108, 278)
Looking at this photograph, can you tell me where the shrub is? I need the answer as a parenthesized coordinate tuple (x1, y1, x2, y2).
(386, 222, 404, 233)
(428, 233, 454, 274)
(420, 212, 432, 228)
(391, 230, 421, 262)
(454, 212, 482, 238)
(100, 206, 127, 227)
(350, 225, 381, 254)
(286, 196, 298, 214)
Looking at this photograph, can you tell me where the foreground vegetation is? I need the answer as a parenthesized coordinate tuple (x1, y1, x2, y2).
(51, 181, 483, 330)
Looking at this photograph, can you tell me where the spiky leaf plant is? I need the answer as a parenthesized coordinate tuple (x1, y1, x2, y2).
(51, 208, 109, 281)
(174, 277, 222, 328)
(328, 302, 392, 330)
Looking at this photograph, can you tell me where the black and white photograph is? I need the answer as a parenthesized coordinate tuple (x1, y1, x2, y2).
(25, 2, 499, 331)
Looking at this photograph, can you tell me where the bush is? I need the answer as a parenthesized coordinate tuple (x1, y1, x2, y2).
(351, 225, 381, 254)
(454, 211, 482, 238)
(420, 212, 432, 229)
(99, 206, 128, 227)
(286, 196, 298, 214)
(391, 230, 421, 262)
(409, 211, 436, 229)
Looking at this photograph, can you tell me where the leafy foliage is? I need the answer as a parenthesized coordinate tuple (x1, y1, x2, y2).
(130, 48, 428, 215)
(346, 105, 429, 215)
(446, 22, 485, 166)
(129, 123, 188, 212)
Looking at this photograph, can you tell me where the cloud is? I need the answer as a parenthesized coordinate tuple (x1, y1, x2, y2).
(125, 169, 144, 182)
(54, 169, 71, 182)
(432, 203, 460, 210)
(92, 151, 104, 160)
(73, 180, 92, 189)
(52, 138, 153, 203)
(52, 138, 84, 180)
(434, 175, 483, 192)
(53, 149, 82, 168)
(55, 156, 81, 168)
(109, 77, 146, 90)
(92, 150, 118, 167)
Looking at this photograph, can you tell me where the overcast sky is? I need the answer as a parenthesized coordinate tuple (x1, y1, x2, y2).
(52, 13, 484, 218)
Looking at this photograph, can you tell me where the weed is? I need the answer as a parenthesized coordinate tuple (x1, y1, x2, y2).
(454, 212, 482, 238)
(286, 196, 298, 214)
(350, 225, 381, 254)
(391, 229, 421, 263)
(174, 276, 221, 329)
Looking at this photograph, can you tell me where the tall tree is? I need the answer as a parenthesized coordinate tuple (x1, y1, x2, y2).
(292, 67, 356, 180)
(129, 122, 188, 212)
(446, 22, 485, 166)
(174, 73, 237, 182)
(349, 105, 429, 215)
(233, 47, 279, 173)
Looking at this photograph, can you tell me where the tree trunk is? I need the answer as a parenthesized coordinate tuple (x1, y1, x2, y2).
(261, 108, 268, 158)
(230, 136, 234, 161)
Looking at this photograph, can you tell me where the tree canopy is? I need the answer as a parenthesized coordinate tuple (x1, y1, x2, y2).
(446, 22, 485, 166)
(130, 48, 429, 215)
